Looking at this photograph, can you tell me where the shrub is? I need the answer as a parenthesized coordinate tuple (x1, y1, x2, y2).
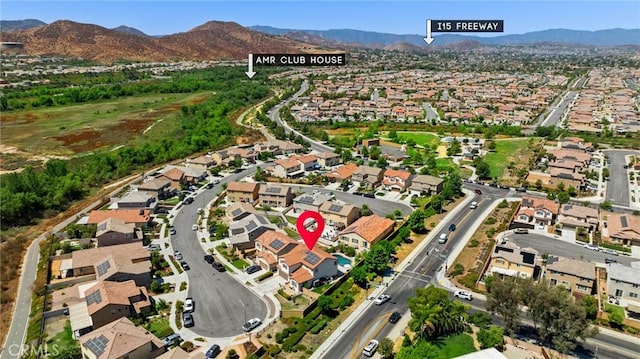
(451, 263, 464, 276)
(485, 217, 497, 225)
(257, 271, 274, 281)
(468, 239, 479, 248)
(497, 199, 509, 208)
(226, 349, 239, 359)
(310, 319, 328, 334)
(293, 344, 306, 352)
(278, 289, 292, 300)
(282, 330, 306, 352)
(460, 271, 479, 288)
(338, 295, 354, 309)
(267, 345, 282, 357)
(486, 228, 496, 238)
(343, 246, 356, 257)
(180, 341, 194, 352)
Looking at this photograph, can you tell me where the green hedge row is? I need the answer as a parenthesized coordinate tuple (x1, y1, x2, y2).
(310, 319, 328, 334)
(257, 271, 274, 281)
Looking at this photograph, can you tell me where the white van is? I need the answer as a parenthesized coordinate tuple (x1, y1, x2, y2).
(470, 201, 478, 209)
(438, 233, 448, 244)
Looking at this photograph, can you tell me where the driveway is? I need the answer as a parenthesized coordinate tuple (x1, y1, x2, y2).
(604, 150, 637, 207)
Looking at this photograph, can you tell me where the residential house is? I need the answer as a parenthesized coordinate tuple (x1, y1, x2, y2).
(211, 149, 240, 166)
(259, 184, 294, 208)
(293, 155, 319, 171)
(279, 244, 337, 293)
(160, 167, 185, 191)
(157, 347, 203, 359)
(271, 158, 304, 179)
(84, 280, 152, 329)
(60, 243, 151, 287)
(352, 165, 384, 190)
(228, 146, 257, 163)
(409, 175, 444, 195)
(113, 192, 156, 211)
(95, 218, 140, 247)
(79, 317, 165, 359)
(382, 169, 412, 192)
(545, 256, 595, 297)
(226, 182, 260, 204)
(488, 241, 539, 280)
(315, 152, 341, 168)
(255, 230, 299, 272)
(338, 215, 395, 252)
(136, 178, 173, 200)
(605, 214, 640, 246)
(558, 204, 599, 233)
(512, 196, 560, 229)
(86, 209, 152, 228)
(186, 155, 216, 169)
(228, 214, 276, 250)
(606, 263, 640, 318)
(292, 194, 328, 214)
(318, 202, 361, 230)
(326, 163, 358, 182)
(225, 202, 257, 222)
(169, 165, 206, 184)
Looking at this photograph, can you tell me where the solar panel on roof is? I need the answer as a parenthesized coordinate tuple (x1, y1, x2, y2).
(271, 239, 285, 250)
(86, 290, 102, 305)
(96, 260, 111, 276)
(231, 208, 243, 217)
(522, 252, 535, 265)
(246, 220, 258, 231)
(328, 204, 343, 213)
(85, 334, 109, 356)
(305, 251, 321, 265)
(266, 187, 282, 193)
(298, 196, 314, 204)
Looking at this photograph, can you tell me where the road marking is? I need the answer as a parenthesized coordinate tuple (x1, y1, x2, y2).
(397, 272, 432, 283)
(348, 312, 390, 359)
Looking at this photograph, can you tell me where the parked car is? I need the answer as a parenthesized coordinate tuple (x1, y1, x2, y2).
(212, 178, 221, 185)
(475, 189, 482, 195)
(374, 294, 391, 305)
(246, 265, 261, 274)
(147, 244, 161, 251)
(454, 290, 473, 301)
(602, 249, 619, 256)
(169, 226, 177, 235)
(183, 197, 194, 205)
(364, 192, 375, 198)
(515, 187, 527, 192)
(242, 318, 262, 332)
(212, 262, 226, 272)
(162, 333, 183, 347)
(174, 251, 183, 260)
(205, 344, 221, 359)
(448, 223, 456, 231)
(184, 297, 194, 313)
(438, 233, 448, 244)
(205, 183, 214, 189)
(514, 228, 529, 234)
(362, 339, 379, 357)
(180, 260, 190, 270)
(605, 258, 618, 264)
(182, 312, 194, 327)
(583, 244, 600, 251)
(192, 224, 199, 231)
(389, 311, 402, 323)
(204, 255, 214, 264)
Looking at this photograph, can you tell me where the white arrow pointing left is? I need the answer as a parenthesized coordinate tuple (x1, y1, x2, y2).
(245, 53, 256, 79)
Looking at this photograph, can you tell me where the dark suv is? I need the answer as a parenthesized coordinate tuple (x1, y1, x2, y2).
(212, 261, 226, 272)
(204, 255, 214, 264)
(389, 311, 402, 323)
(246, 265, 261, 274)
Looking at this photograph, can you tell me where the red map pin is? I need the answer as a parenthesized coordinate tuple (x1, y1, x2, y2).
(296, 211, 325, 250)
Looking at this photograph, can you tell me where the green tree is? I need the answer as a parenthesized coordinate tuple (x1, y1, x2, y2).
(369, 145, 382, 160)
(378, 338, 394, 359)
(535, 179, 543, 190)
(396, 339, 440, 359)
(361, 146, 369, 158)
(557, 191, 570, 203)
(408, 209, 426, 233)
(389, 130, 398, 140)
(376, 156, 389, 168)
(408, 286, 468, 340)
(360, 204, 373, 216)
(582, 296, 597, 321)
(600, 201, 612, 211)
(317, 295, 333, 314)
(364, 244, 390, 275)
(485, 276, 521, 335)
(477, 325, 504, 350)
(475, 161, 491, 180)
(350, 265, 368, 287)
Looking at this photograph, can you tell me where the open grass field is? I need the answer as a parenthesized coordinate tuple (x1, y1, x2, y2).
(0, 92, 210, 157)
(483, 138, 530, 179)
(393, 131, 440, 148)
(435, 333, 476, 357)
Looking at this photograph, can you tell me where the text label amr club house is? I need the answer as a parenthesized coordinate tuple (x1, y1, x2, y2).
(252, 54, 346, 66)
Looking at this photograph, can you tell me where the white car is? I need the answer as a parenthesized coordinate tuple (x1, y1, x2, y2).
(362, 339, 379, 357)
(184, 297, 194, 313)
(174, 251, 183, 260)
(242, 318, 262, 332)
(454, 290, 473, 301)
(192, 224, 199, 231)
(374, 294, 391, 305)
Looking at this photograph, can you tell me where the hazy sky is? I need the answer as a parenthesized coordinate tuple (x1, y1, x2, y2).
(2, 1, 639, 36)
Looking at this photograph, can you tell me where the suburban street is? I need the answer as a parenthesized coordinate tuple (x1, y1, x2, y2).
(604, 149, 636, 207)
(508, 233, 635, 266)
(540, 90, 578, 128)
(318, 192, 500, 359)
(170, 167, 269, 337)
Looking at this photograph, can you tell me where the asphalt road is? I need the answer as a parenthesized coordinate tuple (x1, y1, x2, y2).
(540, 90, 578, 128)
(508, 233, 635, 266)
(604, 149, 635, 207)
(319, 192, 499, 359)
(170, 168, 268, 337)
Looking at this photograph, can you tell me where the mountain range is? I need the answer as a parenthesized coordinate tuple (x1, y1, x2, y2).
(1, 19, 638, 63)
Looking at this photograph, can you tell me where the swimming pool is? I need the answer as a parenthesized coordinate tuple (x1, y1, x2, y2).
(334, 253, 352, 266)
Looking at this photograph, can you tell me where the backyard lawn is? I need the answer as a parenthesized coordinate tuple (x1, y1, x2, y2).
(483, 138, 529, 179)
(46, 321, 79, 350)
(435, 333, 476, 357)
